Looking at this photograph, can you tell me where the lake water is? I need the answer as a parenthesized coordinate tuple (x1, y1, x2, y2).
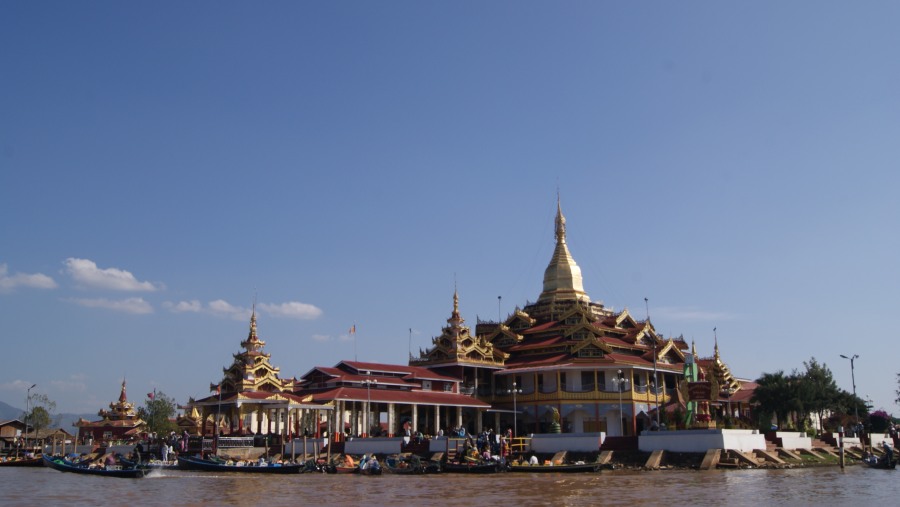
(2, 465, 897, 506)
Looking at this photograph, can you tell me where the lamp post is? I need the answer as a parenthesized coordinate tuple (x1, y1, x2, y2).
(363, 372, 377, 437)
(25, 384, 36, 452)
(506, 381, 523, 438)
(839, 354, 859, 430)
(612, 370, 629, 436)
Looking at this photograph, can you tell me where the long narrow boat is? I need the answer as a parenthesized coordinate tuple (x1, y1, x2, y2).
(509, 463, 599, 473)
(441, 460, 504, 473)
(43, 455, 148, 478)
(177, 455, 304, 474)
(865, 456, 896, 470)
(0, 456, 44, 467)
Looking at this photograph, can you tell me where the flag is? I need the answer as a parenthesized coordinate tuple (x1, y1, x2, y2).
(349, 324, 356, 334)
(147, 392, 155, 400)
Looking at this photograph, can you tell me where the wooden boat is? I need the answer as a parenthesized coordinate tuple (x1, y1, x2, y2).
(43, 455, 148, 478)
(0, 456, 44, 467)
(176, 455, 304, 474)
(441, 460, 504, 473)
(865, 456, 896, 470)
(509, 462, 599, 473)
(384, 457, 425, 475)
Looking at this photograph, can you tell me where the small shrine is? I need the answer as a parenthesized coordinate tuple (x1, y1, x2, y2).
(75, 379, 145, 444)
(188, 308, 329, 440)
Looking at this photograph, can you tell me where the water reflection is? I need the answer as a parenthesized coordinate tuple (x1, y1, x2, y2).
(5, 466, 900, 507)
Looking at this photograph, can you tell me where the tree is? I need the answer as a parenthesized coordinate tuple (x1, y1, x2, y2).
(799, 357, 841, 431)
(752, 370, 792, 429)
(24, 393, 56, 436)
(896, 373, 900, 407)
(137, 391, 178, 436)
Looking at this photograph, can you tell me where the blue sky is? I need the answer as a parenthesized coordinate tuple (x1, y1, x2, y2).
(2, 1, 899, 416)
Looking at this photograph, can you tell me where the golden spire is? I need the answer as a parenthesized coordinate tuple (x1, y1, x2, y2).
(539, 194, 589, 304)
(555, 192, 567, 244)
(713, 327, 720, 359)
(118, 378, 127, 403)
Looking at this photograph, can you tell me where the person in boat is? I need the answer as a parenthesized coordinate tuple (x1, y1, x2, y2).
(882, 441, 893, 464)
(133, 441, 144, 463)
(105, 453, 118, 467)
(367, 455, 380, 471)
(529, 454, 539, 465)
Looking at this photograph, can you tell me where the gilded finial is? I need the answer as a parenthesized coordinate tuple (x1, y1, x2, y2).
(555, 193, 567, 244)
(713, 327, 719, 358)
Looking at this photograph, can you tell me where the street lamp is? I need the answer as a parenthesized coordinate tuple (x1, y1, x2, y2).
(363, 372, 377, 437)
(506, 382, 523, 438)
(839, 354, 859, 431)
(25, 384, 36, 453)
(612, 370, 629, 436)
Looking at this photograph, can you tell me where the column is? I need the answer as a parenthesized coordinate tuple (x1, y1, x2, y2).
(456, 406, 463, 429)
(434, 405, 441, 435)
(388, 403, 396, 437)
(412, 404, 418, 433)
(476, 409, 483, 432)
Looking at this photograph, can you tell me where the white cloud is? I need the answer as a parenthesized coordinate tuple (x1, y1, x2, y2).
(208, 299, 252, 321)
(0, 379, 39, 392)
(49, 374, 88, 393)
(0, 263, 58, 292)
(258, 301, 323, 320)
(68, 297, 154, 314)
(163, 300, 203, 313)
(164, 298, 323, 321)
(64, 258, 162, 291)
(311, 334, 331, 342)
(654, 306, 737, 322)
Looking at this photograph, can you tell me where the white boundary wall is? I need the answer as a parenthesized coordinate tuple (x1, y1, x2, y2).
(529, 433, 605, 453)
(343, 437, 402, 455)
(639, 429, 766, 453)
(774, 431, 812, 450)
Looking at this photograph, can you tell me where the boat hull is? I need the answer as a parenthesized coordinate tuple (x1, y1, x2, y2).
(509, 463, 599, 473)
(177, 456, 304, 474)
(43, 455, 147, 478)
(442, 461, 504, 474)
(0, 456, 44, 467)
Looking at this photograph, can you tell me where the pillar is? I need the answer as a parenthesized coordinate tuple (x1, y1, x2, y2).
(412, 404, 419, 433)
(388, 403, 396, 437)
(435, 405, 441, 435)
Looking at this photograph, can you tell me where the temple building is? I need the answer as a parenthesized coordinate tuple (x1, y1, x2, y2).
(294, 360, 490, 438)
(75, 379, 145, 444)
(412, 198, 690, 436)
(187, 308, 331, 439)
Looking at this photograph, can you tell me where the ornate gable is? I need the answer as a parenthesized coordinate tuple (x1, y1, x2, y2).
(570, 336, 613, 358)
(412, 290, 508, 367)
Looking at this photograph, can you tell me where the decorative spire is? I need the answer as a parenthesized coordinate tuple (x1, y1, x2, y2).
(713, 327, 719, 359)
(555, 193, 567, 244)
(539, 194, 589, 304)
(118, 378, 127, 403)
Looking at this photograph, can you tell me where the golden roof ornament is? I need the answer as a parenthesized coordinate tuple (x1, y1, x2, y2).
(538, 194, 589, 304)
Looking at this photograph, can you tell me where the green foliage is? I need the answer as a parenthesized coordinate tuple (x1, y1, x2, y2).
(137, 391, 178, 436)
(24, 393, 56, 434)
(752, 358, 845, 431)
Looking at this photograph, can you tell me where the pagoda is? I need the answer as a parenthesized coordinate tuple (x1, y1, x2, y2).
(188, 308, 326, 438)
(75, 379, 145, 444)
(416, 196, 690, 436)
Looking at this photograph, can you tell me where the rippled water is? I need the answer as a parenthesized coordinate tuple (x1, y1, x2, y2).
(3, 465, 898, 507)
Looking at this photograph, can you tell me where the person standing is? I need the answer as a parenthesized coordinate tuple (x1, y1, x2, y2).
(160, 439, 169, 463)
